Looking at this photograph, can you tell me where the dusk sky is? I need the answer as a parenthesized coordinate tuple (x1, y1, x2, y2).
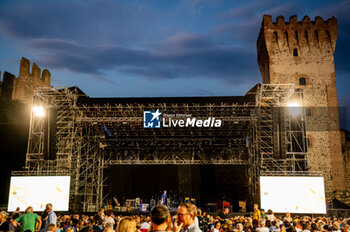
(0, 0, 349, 127)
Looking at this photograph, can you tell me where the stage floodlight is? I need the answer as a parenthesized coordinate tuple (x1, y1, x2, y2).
(33, 106, 45, 117)
(287, 102, 302, 116)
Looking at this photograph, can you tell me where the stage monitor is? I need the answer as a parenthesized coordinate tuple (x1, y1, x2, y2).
(8, 176, 70, 212)
(260, 176, 326, 214)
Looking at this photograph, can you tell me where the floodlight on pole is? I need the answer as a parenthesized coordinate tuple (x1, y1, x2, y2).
(287, 102, 302, 116)
(33, 106, 45, 117)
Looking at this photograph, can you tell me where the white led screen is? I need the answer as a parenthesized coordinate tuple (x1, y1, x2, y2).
(8, 176, 70, 212)
(260, 176, 326, 214)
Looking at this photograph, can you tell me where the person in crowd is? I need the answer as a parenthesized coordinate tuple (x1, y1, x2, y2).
(302, 223, 311, 232)
(260, 210, 266, 220)
(279, 225, 286, 232)
(196, 209, 205, 232)
(293, 221, 302, 232)
(266, 210, 275, 222)
(253, 204, 261, 222)
(284, 213, 292, 223)
(176, 203, 201, 232)
(46, 223, 57, 232)
(12, 207, 21, 219)
(0, 211, 11, 231)
(117, 216, 137, 232)
(211, 221, 221, 232)
(256, 220, 269, 232)
(44, 203, 57, 228)
(236, 223, 244, 232)
(63, 219, 77, 232)
(148, 205, 170, 232)
(95, 209, 105, 222)
(103, 222, 115, 232)
(217, 207, 230, 224)
(13, 206, 42, 232)
(140, 216, 150, 232)
(104, 211, 115, 227)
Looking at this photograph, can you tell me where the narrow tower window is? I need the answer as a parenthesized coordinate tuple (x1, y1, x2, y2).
(295, 31, 299, 41)
(299, 77, 306, 85)
(273, 31, 278, 43)
(293, 48, 298, 56)
(315, 30, 319, 43)
(304, 30, 309, 44)
(326, 30, 331, 43)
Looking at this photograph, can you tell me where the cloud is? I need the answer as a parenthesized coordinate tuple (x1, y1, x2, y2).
(25, 34, 257, 84)
(0, 0, 162, 46)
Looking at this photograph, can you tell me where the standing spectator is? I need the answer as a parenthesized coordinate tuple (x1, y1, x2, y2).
(176, 203, 201, 232)
(13, 206, 42, 232)
(103, 222, 115, 232)
(44, 203, 57, 228)
(46, 223, 57, 232)
(197, 209, 204, 231)
(260, 210, 266, 220)
(236, 223, 244, 232)
(95, 209, 105, 222)
(12, 207, 21, 219)
(117, 216, 137, 232)
(0, 211, 10, 231)
(253, 204, 261, 222)
(63, 219, 77, 232)
(140, 217, 150, 232)
(266, 210, 275, 222)
(256, 220, 269, 232)
(283, 213, 292, 223)
(149, 205, 170, 232)
(211, 222, 221, 232)
(217, 207, 230, 224)
(104, 211, 115, 227)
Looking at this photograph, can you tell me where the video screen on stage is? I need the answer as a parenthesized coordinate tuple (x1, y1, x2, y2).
(260, 176, 326, 214)
(8, 176, 70, 212)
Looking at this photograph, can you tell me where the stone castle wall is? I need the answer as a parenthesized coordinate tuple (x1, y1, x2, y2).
(257, 15, 347, 203)
(0, 57, 51, 103)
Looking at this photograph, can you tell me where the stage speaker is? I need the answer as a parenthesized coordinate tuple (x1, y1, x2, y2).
(44, 108, 57, 160)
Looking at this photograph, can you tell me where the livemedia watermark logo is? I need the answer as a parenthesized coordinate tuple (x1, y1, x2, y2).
(143, 109, 222, 128)
(143, 109, 162, 128)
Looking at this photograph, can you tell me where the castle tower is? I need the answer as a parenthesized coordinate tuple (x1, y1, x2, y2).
(257, 15, 346, 202)
(12, 57, 51, 103)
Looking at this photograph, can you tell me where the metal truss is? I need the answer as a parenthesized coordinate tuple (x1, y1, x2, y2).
(260, 170, 322, 176)
(247, 84, 309, 201)
(13, 84, 312, 212)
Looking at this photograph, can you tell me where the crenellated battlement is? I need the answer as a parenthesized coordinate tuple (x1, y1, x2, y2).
(19, 57, 51, 84)
(258, 14, 337, 57)
(1, 57, 51, 102)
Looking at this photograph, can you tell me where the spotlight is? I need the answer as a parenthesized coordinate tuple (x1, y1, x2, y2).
(287, 102, 302, 116)
(33, 106, 45, 117)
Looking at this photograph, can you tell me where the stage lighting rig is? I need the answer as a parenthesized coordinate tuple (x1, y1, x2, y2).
(32, 106, 45, 117)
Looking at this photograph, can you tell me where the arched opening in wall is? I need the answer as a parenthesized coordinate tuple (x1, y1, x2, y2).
(293, 48, 298, 56)
(299, 77, 306, 85)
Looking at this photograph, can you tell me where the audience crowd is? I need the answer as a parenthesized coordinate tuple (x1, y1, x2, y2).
(0, 203, 349, 232)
